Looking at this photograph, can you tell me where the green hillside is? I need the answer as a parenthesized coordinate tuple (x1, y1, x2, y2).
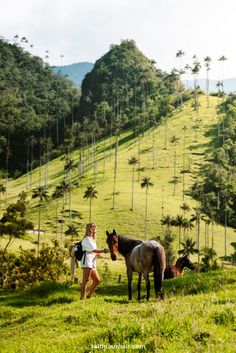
(2, 95, 235, 260)
(0, 268, 235, 353)
(0, 38, 79, 175)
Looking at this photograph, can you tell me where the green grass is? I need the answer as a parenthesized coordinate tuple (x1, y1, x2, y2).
(0, 269, 236, 352)
(2, 95, 235, 261)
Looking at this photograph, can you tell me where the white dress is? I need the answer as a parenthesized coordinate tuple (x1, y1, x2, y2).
(81, 236, 97, 269)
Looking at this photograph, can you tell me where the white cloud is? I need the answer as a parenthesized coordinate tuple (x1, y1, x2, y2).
(0, 0, 235, 77)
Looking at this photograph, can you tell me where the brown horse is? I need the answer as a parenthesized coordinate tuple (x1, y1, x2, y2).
(106, 229, 166, 301)
(164, 255, 195, 279)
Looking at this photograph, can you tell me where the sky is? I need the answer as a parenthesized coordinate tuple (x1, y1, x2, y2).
(0, 0, 235, 79)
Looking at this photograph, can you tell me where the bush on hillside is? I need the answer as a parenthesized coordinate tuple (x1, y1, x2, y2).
(0, 241, 69, 289)
(200, 246, 220, 272)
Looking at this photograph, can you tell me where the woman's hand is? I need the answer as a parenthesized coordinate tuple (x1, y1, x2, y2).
(104, 248, 109, 254)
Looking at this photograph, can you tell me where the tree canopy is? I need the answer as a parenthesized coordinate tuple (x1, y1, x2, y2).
(0, 38, 80, 175)
(78, 39, 181, 129)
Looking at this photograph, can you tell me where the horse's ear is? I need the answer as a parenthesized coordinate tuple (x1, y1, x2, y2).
(112, 229, 116, 235)
(106, 230, 109, 236)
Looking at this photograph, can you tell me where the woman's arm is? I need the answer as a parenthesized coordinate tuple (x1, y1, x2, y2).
(92, 248, 109, 254)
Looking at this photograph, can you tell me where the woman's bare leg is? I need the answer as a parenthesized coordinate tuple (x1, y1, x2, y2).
(87, 270, 100, 298)
(80, 268, 91, 299)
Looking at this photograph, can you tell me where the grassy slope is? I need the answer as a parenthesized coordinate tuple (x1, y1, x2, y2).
(3, 95, 235, 260)
(1, 95, 236, 353)
(0, 270, 235, 353)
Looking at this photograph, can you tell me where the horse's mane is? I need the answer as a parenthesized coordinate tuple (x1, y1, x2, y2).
(118, 234, 143, 257)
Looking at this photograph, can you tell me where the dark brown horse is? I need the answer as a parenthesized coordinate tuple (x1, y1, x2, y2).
(106, 229, 166, 301)
(164, 255, 195, 279)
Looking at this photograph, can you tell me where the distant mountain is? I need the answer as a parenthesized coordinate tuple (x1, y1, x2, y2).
(184, 78, 236, 93)
(52, 62, 94, 87)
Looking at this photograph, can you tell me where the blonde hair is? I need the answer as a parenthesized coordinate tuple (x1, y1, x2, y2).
(85, 222, 97, 240)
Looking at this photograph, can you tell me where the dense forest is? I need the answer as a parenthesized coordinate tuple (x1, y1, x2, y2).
(0, 39, 184, 177)
(78, 40, 185, 132)
(0, 38, 80, 176)
(191, 94, 236, 228)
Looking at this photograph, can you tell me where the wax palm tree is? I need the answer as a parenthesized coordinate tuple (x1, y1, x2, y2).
(202, 217, 211, 247)
(64, 157, 77, 225)
(161, 214, 175, 230)
(112, 123, 120, 209)
(176, 50, 185, 65)
(181, 125, 188, 200)
(180, 202, 190, 215)
(176, 50, 185, 107)
(184, 64, 191, 89)
(204, 56, 212, 108)
(216, 80, 224, 137)
(32, 186, 49, 254)
(182, 218, 194, 239)
(13, 34, 19, 43)
(52, 184, 64, 241)
(0, 182, 6, 216)
(43, 137, 53, 187)
(191, 56, 201, 111)
(83, 185, 98, 222)
(178, 238, 199, 257)
(174, 214, 185, 251)
(220, 189, 231, 257)
(190, 208, 205, 263)
(170, 135, 179, 195)
(128, 156, 139, 211)
(65, 224, 79, 242)
(218, 55, 227, 93)
(57, 179, 71, 247)
(141, 177, 153, 240)
(29, 135, 36, 190)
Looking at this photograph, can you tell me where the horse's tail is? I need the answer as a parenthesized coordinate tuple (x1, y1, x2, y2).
(152, 246, 165, 300)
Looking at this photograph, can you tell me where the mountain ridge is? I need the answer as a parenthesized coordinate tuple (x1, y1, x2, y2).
(52, 61, 94, 87)
(53, 61, 236, 92)
(184, 77, 236, 93)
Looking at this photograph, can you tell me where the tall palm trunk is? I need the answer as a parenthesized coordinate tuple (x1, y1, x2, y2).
(137, 136, 141, 181)
(196, 219, 200, 264)
(112, 135, 119, 209)
(55, 198, 59, 241)
(30, 138, 34, 190)
(37, 204, 41, 255)
(144, 189, 148, 241)
(103, 140, 106, 175)
(26, 139, 30, 189)
(131, 165, 135, 211)
(173, 143, 177, 196)
(152, 128, 156, 169)
(5, 135, 10, 204)
(89, 197, 92, 222)
(178, 226, 181, 252)
(224, 208, 227, 257)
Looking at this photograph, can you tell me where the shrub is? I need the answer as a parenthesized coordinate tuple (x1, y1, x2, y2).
(0, 241, 69, 289)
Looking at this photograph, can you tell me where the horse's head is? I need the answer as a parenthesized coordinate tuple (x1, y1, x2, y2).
(177, 255, 195, 270)
(106, 229, 119, 261)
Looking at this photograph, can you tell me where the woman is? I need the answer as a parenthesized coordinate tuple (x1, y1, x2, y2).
(80, 222, 109, 299)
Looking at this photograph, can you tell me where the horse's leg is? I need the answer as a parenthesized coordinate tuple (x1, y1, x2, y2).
(159, 269, 165, 300)
(127, 268, 133, 300)
(143, 272, 150, 300)
(137, 273, 142, 301)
